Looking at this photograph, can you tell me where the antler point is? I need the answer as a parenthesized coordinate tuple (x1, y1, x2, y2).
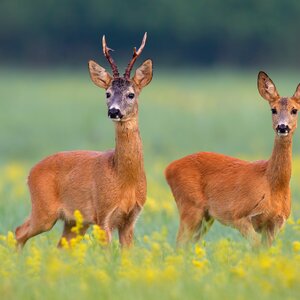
(101, 34, 119, 78)
(124, 33, 148, 79)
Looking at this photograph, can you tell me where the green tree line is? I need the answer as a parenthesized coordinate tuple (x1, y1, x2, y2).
(0, 0, 300, 67)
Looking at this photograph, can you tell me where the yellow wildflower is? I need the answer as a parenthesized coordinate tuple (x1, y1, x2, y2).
(258, 255, 273, 270)
(0, 231, 17, 249)
(145, 197, 159, 213)
(195, 244, 206, 259)
(71, 243, 87, 264)
(231, 265, 246, 278)
(4, 163, 25, 182)
(192, 259, 207, 269)
(162, 265, 178, 281)
(70, 235, 83, 248)
(60, 237, 70, 249)
(287, 217, 295, 225)
(95, 270, 111, 284)
(71, 210, 84, 235)
(292, 241, 300, 253)
(26, 246, 41, 275)
(92, 225, 107, 246)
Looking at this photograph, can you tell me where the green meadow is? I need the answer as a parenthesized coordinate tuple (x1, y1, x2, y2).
(0, 69, 300, 300)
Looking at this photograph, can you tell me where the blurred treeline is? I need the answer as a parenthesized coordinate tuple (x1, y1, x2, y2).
(1, 0, 300, 67)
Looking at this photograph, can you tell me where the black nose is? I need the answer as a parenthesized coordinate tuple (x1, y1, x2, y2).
(108, 108, 123, 119)
(276, 124, 290, 134)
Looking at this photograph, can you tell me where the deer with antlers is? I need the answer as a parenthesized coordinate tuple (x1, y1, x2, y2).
(15, 33, 153, 248)
(165, 72, 300, 248)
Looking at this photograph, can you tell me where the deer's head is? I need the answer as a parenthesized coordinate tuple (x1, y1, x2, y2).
(258, 71, 300, 137)
(88, 33, 152, 122)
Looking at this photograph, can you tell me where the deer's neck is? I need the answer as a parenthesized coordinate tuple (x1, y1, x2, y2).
(266, 135, 292, 190)
(113, 118, 144, 183)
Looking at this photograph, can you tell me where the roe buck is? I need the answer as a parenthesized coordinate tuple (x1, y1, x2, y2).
(15, 33, 153, 248)
(165, 71, 300, 248)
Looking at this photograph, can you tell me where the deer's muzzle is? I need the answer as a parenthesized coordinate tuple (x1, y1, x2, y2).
(276, 124, 290, 136)
(108, 107, 123, 120)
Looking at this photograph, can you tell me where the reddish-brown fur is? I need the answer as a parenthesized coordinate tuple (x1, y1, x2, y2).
(15, 35, 153, 249)
(165, 72, 300, 247)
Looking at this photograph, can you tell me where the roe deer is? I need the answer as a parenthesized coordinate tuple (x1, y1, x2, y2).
(15, 33, 153, 248)
(165, 71, 300, 248)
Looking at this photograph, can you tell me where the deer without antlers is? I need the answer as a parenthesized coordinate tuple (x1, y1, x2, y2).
(15, 33, 153, 249)
(165, 71, 300, 248)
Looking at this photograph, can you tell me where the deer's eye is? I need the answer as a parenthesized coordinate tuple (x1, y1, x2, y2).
(291, 108, 298, 115)
(128, 93, 135, 99)
(106, 92, 111, 98)
(271, 108, 277, 114)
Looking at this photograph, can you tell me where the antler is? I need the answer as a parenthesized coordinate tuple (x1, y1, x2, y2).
(102, 35, 120, 78)
(124, 32, 147, 79)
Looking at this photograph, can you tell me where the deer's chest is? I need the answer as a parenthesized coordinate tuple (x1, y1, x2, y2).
(251, 191, 291, 231)
(119, 186, 139, 213)
(103, 202, 142, 231)
(95, 168, 146, 225)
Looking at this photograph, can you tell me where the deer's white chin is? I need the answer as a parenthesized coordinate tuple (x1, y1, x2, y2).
(277, 132, 289, 137)
(113, 117, 134, 123)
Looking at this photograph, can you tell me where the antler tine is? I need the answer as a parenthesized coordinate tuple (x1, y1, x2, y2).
(124, 32, 147, 79)
(102, 35, 119, 78)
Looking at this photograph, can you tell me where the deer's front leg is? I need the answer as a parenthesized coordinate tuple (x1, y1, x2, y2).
(234, 217, 261, 248)
(261, 225, 275, 248)
(118, 205, 141, 248)
(261, 217, 285, 248)
(118, 224, 134, 248)
(105, 228, 112, 244)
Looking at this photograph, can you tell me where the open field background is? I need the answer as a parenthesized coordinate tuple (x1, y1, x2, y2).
(0, 69, 300, 299)
(2, 0, 300, 299)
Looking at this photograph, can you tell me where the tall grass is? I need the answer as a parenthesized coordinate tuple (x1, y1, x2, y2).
(0, 69, 300, 299)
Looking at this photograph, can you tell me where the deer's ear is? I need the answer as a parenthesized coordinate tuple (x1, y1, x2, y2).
(293, 83, 300, 103)
(257, 71, 279, 102)
(133, 59, 153, 89)
(88, 60, 112, 89)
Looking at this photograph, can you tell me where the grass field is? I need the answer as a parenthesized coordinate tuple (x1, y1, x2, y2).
(0, 68, 300, 299)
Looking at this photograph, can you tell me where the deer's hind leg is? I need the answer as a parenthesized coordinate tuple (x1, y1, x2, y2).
(15, 178, 60, 249)
(176, 200, 212, 246)
(166, 162, 210, 246)
(15, 206, 58, 249)
(173, 185, 210, 246)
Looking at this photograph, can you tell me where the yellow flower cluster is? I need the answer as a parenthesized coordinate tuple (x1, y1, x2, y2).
(91, 225, 107, 246)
